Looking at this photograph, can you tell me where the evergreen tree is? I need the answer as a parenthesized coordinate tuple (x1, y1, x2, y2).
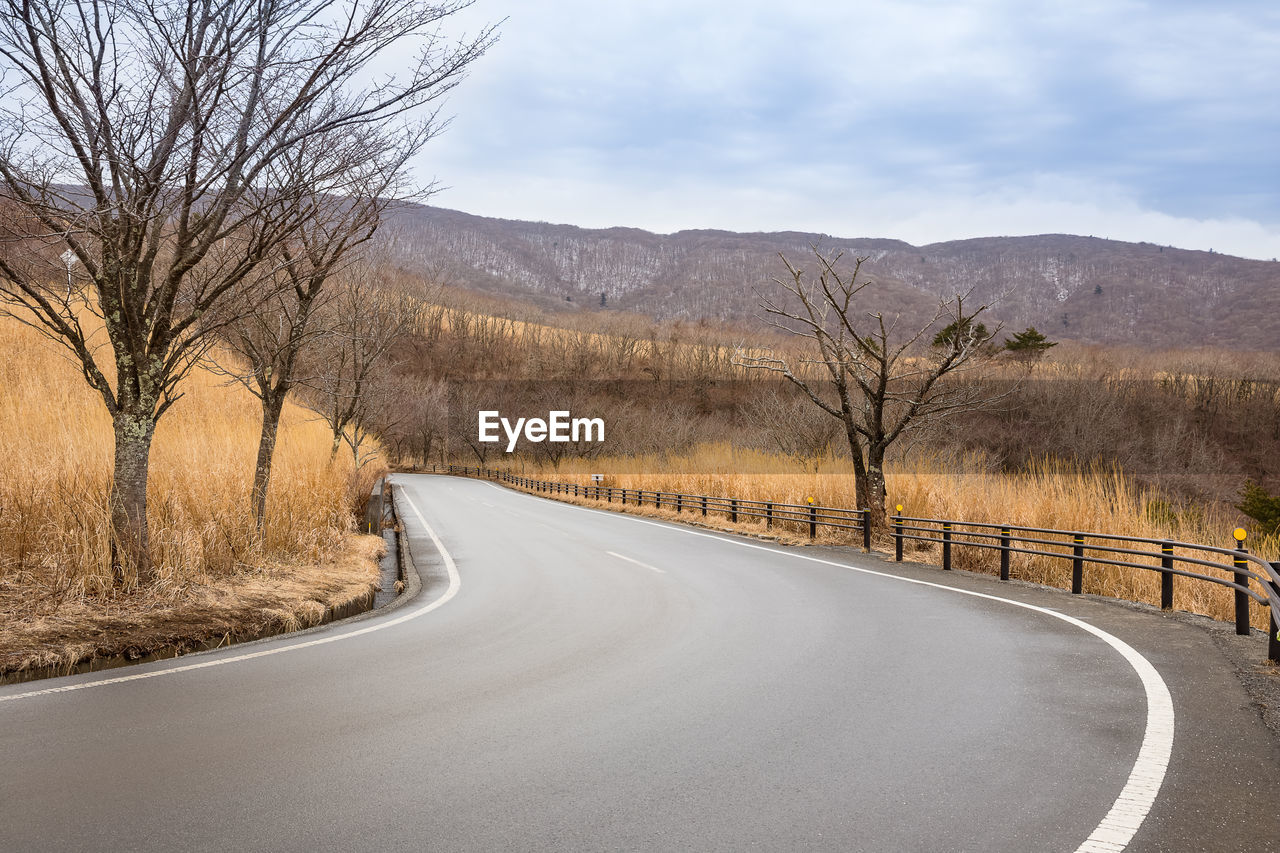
(1003, 326, 1057, 359)
(932, 318, 990, 351)
(1237, 480, 1280, 534)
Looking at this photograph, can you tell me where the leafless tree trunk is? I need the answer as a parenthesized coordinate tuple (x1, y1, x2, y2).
(0, 0, 494, 582)
(738, 246, 1000, 529)
(310, 267, 422, 462)
(217, 133, 425, 534)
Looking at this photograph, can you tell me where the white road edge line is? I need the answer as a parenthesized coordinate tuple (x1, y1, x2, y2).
(0, 482, 460, 705)
(489, 481, 1174, 853)
(606, 550, 666, 573)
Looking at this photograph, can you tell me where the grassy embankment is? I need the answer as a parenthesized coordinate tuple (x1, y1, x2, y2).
(489, 444, 1279, 631)
(0, 315, 386, 678)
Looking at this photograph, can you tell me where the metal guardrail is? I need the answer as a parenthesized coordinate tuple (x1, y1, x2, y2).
(432, 464, 1280, 661)
(447, 465, 871, 547)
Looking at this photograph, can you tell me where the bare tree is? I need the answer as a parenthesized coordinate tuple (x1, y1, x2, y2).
(217, 129, 423, 533)
(376, 375, 448, 467)
(310, 266, 422, 461)
(738, 247, 997, 527)
(0, 0, 494, 582)
(744, 385, 839, 472)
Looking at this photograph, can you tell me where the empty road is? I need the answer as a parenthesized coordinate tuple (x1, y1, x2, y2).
(2, 473, 1278, 852)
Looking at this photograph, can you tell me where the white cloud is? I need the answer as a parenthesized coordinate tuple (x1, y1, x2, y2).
(418, 0, 1280, 259)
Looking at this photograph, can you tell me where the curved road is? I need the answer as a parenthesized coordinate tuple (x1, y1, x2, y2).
(2, 473, 1278, 851)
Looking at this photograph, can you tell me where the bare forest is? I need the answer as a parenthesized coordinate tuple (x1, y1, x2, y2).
(381, 204, 1280, 350)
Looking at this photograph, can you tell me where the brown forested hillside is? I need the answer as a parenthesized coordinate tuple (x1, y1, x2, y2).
(381, 205, 1280, 350)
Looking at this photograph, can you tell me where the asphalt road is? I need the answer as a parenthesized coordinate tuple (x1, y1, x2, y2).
(2, 473, 1278, 852)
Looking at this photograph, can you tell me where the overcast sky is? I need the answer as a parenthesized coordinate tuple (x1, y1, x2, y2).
(419, 1, 1280, 259)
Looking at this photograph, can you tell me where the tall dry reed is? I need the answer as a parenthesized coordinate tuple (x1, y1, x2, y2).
(494, 444, 1278, 629)
(0, 315, 371, 603)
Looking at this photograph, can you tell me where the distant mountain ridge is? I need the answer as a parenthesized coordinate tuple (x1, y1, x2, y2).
(382, 204, 1280, 350)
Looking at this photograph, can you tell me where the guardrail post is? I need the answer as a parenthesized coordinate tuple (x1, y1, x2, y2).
(1264, 560, 1274, 660)
(808, 502, 817, 539)
(862, 509, 871, 551)
(1233, 543, 1251, 636)
(676, 494, 683, 512)
(701, 496, 707, 516)
(1072, 535, 1084, 594)
(1268, 565, 1280, 663)
(893, 507, 903, 562)
(999, 527, 1011, 581)
(942, 524, 952, 570)
(1160, 542, 1174, 610)
(730, 499, 737, 523)
(765, 502, 772, 529)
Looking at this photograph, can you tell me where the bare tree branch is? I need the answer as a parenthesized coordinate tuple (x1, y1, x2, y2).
(0, 0, 496, 582)
(737, 245, 1004, 527)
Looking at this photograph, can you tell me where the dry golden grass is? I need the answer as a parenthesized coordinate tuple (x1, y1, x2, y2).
(0, 314, 385, 676)
(494, 444, 1279, 630)
(0, 533, 384, 678)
